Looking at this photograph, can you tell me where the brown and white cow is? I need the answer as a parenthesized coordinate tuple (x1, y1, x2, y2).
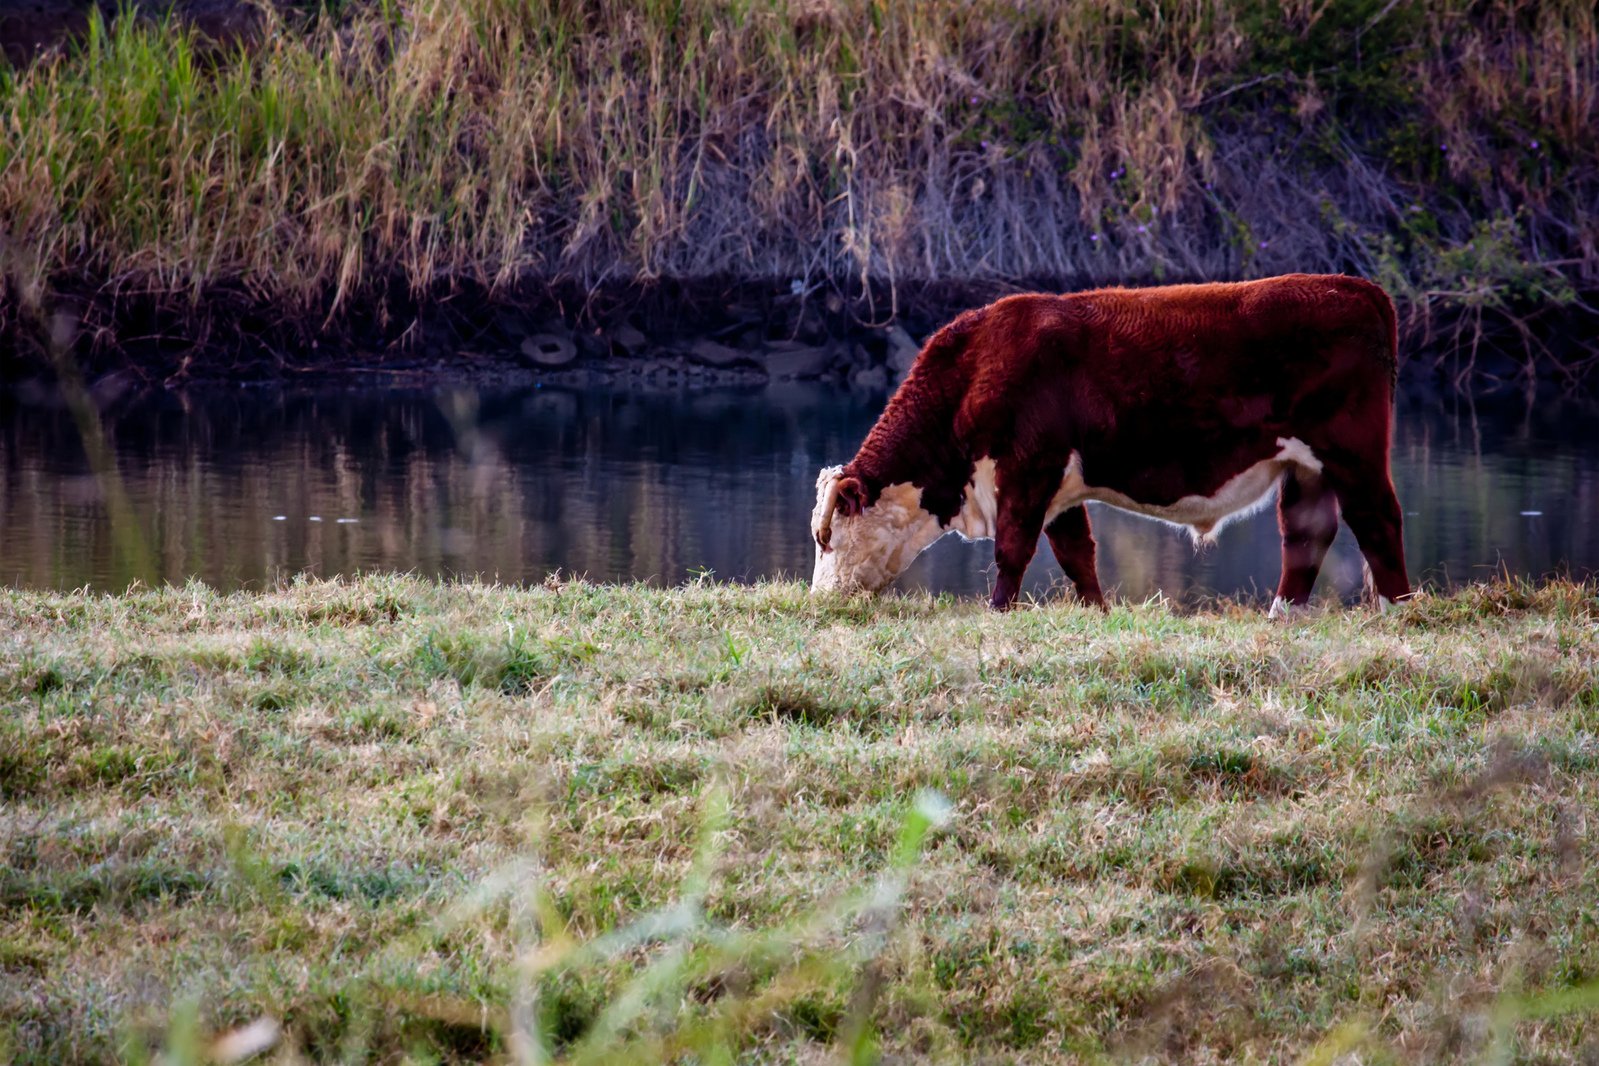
(811, 274, 1410, 613)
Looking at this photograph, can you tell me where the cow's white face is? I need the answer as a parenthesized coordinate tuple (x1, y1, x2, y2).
(810, 465, 945, 595)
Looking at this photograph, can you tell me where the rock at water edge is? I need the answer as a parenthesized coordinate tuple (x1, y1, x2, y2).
(885, 324, 921, 374)
(521, 333, 579, 367)
(762, 343, 834, 379)
(688, 339, 754, 368)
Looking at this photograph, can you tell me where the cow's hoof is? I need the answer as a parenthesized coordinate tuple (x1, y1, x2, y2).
(1268, 596, 1294, 621)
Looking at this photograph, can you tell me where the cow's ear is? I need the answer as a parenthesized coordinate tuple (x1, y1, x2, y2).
(836, 476, 867, 517)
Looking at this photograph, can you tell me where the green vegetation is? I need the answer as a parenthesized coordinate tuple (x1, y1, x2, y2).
(2, 575, 1597, 1061)
(0, 0, 1594, 364)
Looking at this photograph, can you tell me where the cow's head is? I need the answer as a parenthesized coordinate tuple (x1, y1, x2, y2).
(810, 465, 945, 594)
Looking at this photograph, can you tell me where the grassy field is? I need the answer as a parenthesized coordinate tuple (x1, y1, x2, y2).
(1, 0, 1594, 370)
(2, 575, 1597, 1062)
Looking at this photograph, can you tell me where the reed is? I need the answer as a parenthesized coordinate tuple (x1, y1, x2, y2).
(0, 0, 1594, 360)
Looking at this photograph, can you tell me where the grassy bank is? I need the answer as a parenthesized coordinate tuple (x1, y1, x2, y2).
(0, 0, 1595, 375)
(2, 576, 1597, 1061)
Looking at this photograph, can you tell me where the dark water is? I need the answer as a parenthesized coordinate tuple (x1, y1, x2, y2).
(2, 379, 1596, 602)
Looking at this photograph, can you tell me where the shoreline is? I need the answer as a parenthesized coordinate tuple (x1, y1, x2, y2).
(7, 274, 1596, 391)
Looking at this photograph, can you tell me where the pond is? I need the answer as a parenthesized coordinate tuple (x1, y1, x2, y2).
(2, 377, 1596, 603)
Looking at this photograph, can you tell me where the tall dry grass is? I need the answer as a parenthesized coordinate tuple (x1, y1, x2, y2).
(0, 0, 1594, 336)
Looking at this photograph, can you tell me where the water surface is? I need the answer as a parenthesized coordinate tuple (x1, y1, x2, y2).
(2, 380, 1596, 602)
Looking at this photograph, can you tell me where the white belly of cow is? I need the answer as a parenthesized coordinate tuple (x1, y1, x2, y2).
(953, 438, 1323, 544)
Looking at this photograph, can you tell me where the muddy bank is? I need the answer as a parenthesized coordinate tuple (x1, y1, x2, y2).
(8, 272, 1595, 393)
(0, 274, 1011, 387)
(0, 0, 264, 64)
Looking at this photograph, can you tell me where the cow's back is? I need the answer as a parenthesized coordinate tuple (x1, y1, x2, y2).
(1071, 273, 1393, 375)
(959, 274, 1391, 406)
(947, 274, 1397, 493)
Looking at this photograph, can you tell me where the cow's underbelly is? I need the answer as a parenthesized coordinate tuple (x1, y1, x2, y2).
(952, 437, 1323, 544)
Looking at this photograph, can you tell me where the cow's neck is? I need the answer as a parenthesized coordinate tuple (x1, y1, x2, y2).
(849, 369, 971, 525)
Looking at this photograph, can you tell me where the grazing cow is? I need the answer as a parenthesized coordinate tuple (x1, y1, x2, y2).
(810, 274, 1410, 613)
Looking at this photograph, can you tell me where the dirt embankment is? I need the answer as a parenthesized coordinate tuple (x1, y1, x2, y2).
(11, 271, 1589, 392)
(10, 275, 1010, 388)
(0, 0, 260, 64)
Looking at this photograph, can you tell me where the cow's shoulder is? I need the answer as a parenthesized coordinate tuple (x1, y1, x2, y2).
(947, 296, 1086, 410)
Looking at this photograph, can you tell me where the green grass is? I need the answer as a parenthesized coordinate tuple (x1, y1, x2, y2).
(0, 0, 1593, 365)
(2, 575, 1598, 1062)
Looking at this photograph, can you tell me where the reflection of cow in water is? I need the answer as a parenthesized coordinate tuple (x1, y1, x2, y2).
(811, 274, 1410, 613)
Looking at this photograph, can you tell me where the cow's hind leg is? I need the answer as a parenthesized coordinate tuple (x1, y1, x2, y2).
(1045, 505, 1106, 609)
(1273, 467, 1339, 615)
(1305, 360, 1411, 608)
(989, 464, 1058, 611)
(1322, 460, 1411, 606)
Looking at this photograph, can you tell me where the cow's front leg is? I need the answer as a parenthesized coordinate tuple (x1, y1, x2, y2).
(989, 465, 1057, 611)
